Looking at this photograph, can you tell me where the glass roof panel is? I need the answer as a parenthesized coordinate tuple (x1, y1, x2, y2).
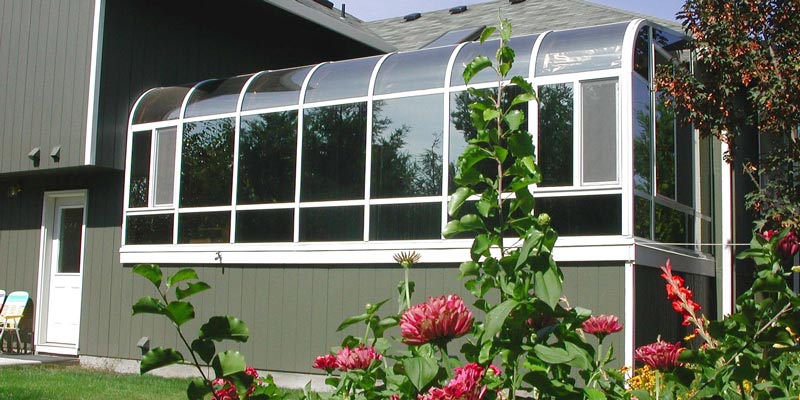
(132, 86, 191, 124)
(303, 56, 381, 103)
(184, 75, 253, 118)
(422, 26, 484, 49)
(451, 34, 538, 86)
(535, 22, 629, 76)
(374, 46, 455, 95)
(241, 66, 312, 111)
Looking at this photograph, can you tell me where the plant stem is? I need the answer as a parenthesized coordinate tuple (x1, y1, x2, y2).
(655, 370, 661, 400)
(440, 343, 454, 379)
(404, 267, 411, 311)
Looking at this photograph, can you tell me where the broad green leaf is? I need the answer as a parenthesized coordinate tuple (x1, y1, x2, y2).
(459, 261, 480, 277)
(479, 27, 496, 43)
(337, 313, 369, 332)
(463, 56, 492, 84)
(484, 299, 518, 339)
(493, 146, 509, 163)
(132, 264, 162, 288)
(448, 187, 475, 216)
(166, 268, 198, 288)
(564, 341, 592, 369)
(212, 350, 247, 378)
(403, 356, 439, 391)
(498, 63, 511, 78)
(500, 19, 512, 41)
(186, 378, 211, 400)
(191, 338, 215, 365)
(199, 316, 250, 342)
(510, 92, 536, 108)
(227, 370, 256, 399)
(483, 108, 501, 121)
(140, 347, 183, 374)
(504, 109, 525, 131)
(471, 234, 492, 261)
(511, 76, 535, 96)
(534, 262, 562, 309)
(533, 344, 572, 364)
(176, 282, 211, 301)
(476, 197, 497, 218)
(132, 296, 165, 316)
(165, 301, 195, 326)
(460, 214, 484, 230)
(443, 220, 466, 238)
(517, 229, 543, 267)
(584, 388, 607, 400)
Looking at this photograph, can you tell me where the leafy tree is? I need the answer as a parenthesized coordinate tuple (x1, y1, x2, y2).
(657, 0, 800, 228)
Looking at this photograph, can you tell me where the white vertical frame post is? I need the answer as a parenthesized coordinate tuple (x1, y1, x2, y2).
(83, 0, 104, 165)
(441, 42, 469, 237)
(720, 136, 734, 315)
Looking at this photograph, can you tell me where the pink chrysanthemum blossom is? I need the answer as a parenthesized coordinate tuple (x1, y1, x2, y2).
(334, 345, 383, 371)
(582, 314, 623, 342)
(312, 354, 338, 373)
(417, 362, 501, 400)
(401, 295, 474, 346)
(634, 340, 684, 371)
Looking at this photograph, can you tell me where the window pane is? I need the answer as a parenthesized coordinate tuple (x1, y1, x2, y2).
(655, 90, 675, 199)
(129, 131, 151, 208)
(133, 86, 191, 124)
(633, 27, 650, 80)
(535, 23, 627, 76)
(699, 135, 712, 215)
(634, 195, 651, 239)
(301, 103, 367, 202)
(450, 35, 538, 86)
(178, 212, 230, 244)
(236, 209, 293, 243)
(58, 208, 83, 273)
(582, 79, 618, 183)
(184, 75, 251, 118)
(242, 67, 311, 111)
(126, 214, 173, 245)
(654, 203, 691, 247)
(304, 57, 380, 103)
(154, 127, 177, 206)
(633, 78, 652, 194)
(374, 46, 454, 94)
(676, 117, 694, 207)
(238, 112, 297, 204)
(180, 118, 235, 207)
(536, 195, 621, 235)
(538, 83, 574, 187)
(372, 95, 443, 198)
(370, 203, 441, 240)
(300, 207, 363, 241)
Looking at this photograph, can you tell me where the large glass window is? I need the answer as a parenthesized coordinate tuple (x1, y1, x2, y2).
(236, 209, 293, 243)
(633, 78, 652, 194)
(451, 35, 538, 86)
(374, 47, 453, 94)
(536, 195, 622, 235)
(180, 118, 235, 207)
(582, 79, 618, 183)
(538, 83, 574, 187)
(185, 75, 252, 118)
(370, 203, 441, 240)
(301, 103, 367, 202)
(154, 127, 177, 206)
(372, 95, 443, 198)
(304, 57, 380, 103)
(129, 131, 151, 208)
(535, 23, 627, 76)
(126, 214, 173, 245)
(242, 67, 311, 111)
(133, 87, 190, 124)
(238, 112, 297, 204)
(178, 212, 230, 244)
(300, 206, 363, 241)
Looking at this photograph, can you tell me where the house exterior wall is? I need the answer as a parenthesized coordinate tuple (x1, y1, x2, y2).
(0, 0, 95, 173)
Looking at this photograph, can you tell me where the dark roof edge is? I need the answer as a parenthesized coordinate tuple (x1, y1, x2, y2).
(262, 0, 397, 53)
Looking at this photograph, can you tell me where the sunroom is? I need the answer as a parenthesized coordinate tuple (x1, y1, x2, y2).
(121, 19, 717, 365)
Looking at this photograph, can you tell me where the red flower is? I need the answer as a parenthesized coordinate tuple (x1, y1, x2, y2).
(634, 340, 683, 371)
(760, 229, 778, 241)
(417, 363, 501, 400)
(778, 230, 800, 260)
(401, 295, 473, 346)
(312, 354, 338, 373)
(660, 260, 702, 326)
(334, 345, 383, 371)
(212, 378, 239, 400)
(582, 314, 623, 341)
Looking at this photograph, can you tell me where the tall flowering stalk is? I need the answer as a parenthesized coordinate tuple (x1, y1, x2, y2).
(394, 251, 422, 312)
(660, 259, 715, 347)
(582, 314, 623, 388)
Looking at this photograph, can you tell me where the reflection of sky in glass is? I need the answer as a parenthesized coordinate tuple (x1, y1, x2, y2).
(536, 23, 627, 76)
(185, 75, 252, 118)
(242, 67, 312, 110)
(374, 95, 443, 156)
(633, 78, 651, 193)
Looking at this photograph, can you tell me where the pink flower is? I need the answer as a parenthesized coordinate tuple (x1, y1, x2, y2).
(388, 395, 401, 400)
(312, 354, 338, 372)
(212, 378, 239, 400)
(418, 363, 501, 400)
(661, 260, 702, 326)
(334, 345, 383, 371)
(582, 314, 623, 342)
(634, 340, 683, 371)
(760, 229, 778, 241)
(401, 295, 474, 346)
(778, 230, 800, 260)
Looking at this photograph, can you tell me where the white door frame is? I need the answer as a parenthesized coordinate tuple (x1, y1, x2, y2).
(35, 190, 87, 355)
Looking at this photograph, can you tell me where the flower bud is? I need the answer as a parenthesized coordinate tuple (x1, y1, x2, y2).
(537, 213, 551, 227)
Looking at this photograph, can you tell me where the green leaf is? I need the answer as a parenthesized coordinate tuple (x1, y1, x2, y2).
(459, 261, 480, 277)
(140, 347, 183, 374)
(166, 268, 199, 288)
(443, 220, 466, 238)
(534, 261, 562, 309)
(500, 19, 512, 41)
(212, 350, 247, 378)
(504, 109, 525, 131)
(132, 264, 162, 288)
(533, 344, 572, 364)
(479, 26, 496, 43)
(584, 388, 607, 400)
(132, 296, 165, 316)
(176, 282, 211, 301)
(165, 301, 195, 327)
(470, 234, 492, 261)
(483, 108, 501, 121)
(460, 214, 484, 230)
(564, 341, 592, 370)
(403, 356, 440, 391)
(498, 62, 511, 78)
(448, 187, 475, 216)
(484, 299, 518, 339)
(227, 371, 256, 399)
(463, 56, 492, 84)
(186, 378, 211, 400)
(199, 316, 250, 343)
(510, 76, 535, 96)
(510, 92, 536, 108)
(191, 339, 216, 365)
(517, 229, 543, 268)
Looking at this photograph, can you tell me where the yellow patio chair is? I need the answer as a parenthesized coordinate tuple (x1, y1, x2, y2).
(0, 291, 29, 353)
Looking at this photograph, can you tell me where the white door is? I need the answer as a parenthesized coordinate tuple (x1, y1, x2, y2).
(37, 192, 86, 354)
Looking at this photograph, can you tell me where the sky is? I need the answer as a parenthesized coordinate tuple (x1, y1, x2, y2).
(336, 0, 685, 22)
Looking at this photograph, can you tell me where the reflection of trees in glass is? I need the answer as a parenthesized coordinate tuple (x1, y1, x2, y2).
(180, 118, 234, 207)
(129, 132, 151, 207)
(301, 103, 367, 201)
(654, 203, 688, 247)
(538, 83, 573, 186)
(633, 79, 652, 193)
(633, 27, 650, 79)
(634, 195, 651, 239)
(655, 92, 676, 199)
(371, 98, 442, 198)
(126, 215, 173, 245)
(237, 112, 297, 204)
(178, 212, 230, 244)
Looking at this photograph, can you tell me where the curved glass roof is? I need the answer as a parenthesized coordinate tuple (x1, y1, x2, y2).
(132, 20, 685, 125)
